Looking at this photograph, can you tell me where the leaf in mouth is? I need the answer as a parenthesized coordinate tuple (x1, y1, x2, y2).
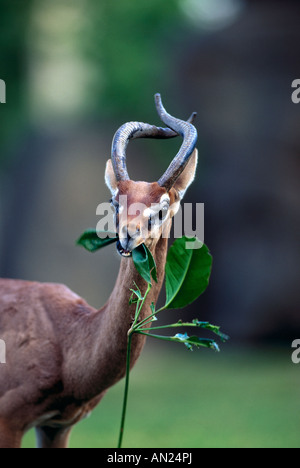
(77, 229, 118, 252)
(132, 244, 157, 284)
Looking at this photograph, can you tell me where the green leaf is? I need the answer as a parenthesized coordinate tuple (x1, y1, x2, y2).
(129, 288, 143, 305)
(164, 237, 212, 310)
(138, 319, 229, 343)
(129, 294, 139, 306)
(136, 330, 220, 352)
(132, 244, 151, 283)
(132, 244, 157, 284)
(147, 246, 158, 283)
(173, 333, 220, 352)
(192, 320, 229, 342)
(77, 229, 117, 252)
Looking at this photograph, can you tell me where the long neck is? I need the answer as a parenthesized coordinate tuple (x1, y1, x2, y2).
(103, 234, 168, 365)
(70, 232, 169, 400)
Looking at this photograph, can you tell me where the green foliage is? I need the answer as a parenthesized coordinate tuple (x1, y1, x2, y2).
(80, 0, 182, 119)
(77, 229, 117, 252)
(145, 319, 229, 343)
(0, 0, 188, 169)
(0, 1, 34, 166)
(77, 230, 222, 349)
(77, 228, 228, 448)
(130, 237, 226, 353)
(137, 331, 220, 352)
(164, 237, 212, 310)
(77, 230, 158, 283)
(129, 285, 143, 305)
(173, 333, 220, 351)
(132, 243, 157, 284)
(118, 236, 228, 448)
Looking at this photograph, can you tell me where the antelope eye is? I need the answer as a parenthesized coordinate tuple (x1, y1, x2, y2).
(159, 206, 168, 220)
(110, 199, 119, 214)
(148, 214, 153, 230)
(148, 206, 168, 230)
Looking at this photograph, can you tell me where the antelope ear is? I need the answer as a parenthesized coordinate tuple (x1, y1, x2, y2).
(172, 148, 198, 200)
(105, 159, 118, 196)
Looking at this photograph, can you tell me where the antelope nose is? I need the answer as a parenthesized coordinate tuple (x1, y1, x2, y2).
(126, 223, 141, 239)
(119, 225, 140, 249)
(121, 232, 132, 250)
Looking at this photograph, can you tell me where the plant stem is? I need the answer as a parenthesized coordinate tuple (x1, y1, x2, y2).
(134, 308, 159, 329)
(118, 332, 133, 449)
(134, 302, 172, 329)
(134, 282, 152, 325)
(134, 321, 229, 342)
(135, 330, 219, 350)
(136, 323, 219, 331)
(118, 282, 152, 448)
(135, 330, 176, 342)
(136, 323, 191, 331)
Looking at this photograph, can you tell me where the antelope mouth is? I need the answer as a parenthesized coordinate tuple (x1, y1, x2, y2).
(116, 240, 132, 258)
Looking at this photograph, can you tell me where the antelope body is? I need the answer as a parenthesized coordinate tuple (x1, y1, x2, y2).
(0, 95, 198, 448)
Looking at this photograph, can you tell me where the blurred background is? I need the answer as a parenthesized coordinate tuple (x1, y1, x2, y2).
(0, 0, 299, 448)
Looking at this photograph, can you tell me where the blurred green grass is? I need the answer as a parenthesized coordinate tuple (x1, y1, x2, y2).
(22, 344, 300, 448)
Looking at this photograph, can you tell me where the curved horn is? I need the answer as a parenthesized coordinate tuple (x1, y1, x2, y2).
(111, 122, 181, 181)
(111, 96, 197, 183)
(155, 94, 198, 191)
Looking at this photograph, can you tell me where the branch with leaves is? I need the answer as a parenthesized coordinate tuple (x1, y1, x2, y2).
(78, 231, 229, 448)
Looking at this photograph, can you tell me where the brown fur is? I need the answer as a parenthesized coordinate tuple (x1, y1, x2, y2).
(0, 150, 197, 448)
(0, 235, 169, 448)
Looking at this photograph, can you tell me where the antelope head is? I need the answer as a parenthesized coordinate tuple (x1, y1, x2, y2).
(105, 94, 198, 257)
